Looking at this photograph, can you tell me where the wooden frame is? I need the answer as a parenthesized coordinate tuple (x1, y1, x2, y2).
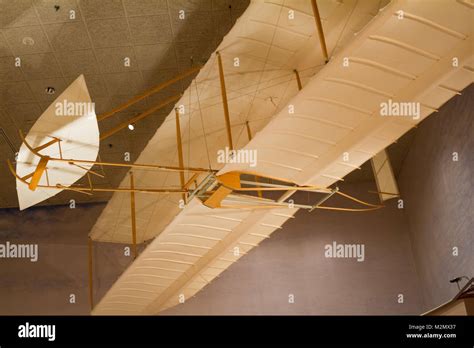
(311, 0, 329, 63)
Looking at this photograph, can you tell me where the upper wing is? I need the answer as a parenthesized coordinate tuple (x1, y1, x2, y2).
(219, 0, 474, 188)
(89, 0, 384, 243)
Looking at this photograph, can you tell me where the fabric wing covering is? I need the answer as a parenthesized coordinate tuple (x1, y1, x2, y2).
(93, 0, 473, 315)
(219, 0, 473, 187)
(371, 149, 399, 202)
(89, 0, 388, 244)
(15, 75, 99, 210)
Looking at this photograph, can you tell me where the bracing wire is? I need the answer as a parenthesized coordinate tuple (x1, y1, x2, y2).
(194, 79, 212, 170)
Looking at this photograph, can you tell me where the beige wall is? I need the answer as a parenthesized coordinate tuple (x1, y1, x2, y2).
(0, 182, 423, 315)
(398, 84, 474, 312)
(163, 182, 423, 315)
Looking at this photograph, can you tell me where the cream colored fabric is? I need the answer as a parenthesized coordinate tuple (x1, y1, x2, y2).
(219, 0, 474, 189)
(93, 199, 297, 314)
(90, 0, 386, 243)
(93, 0, 473, 315)
(371, 149, 399, 202)
(15, 75, 98, 210)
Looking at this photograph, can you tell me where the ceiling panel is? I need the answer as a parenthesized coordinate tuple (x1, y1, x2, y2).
(0, 0, 250, 208)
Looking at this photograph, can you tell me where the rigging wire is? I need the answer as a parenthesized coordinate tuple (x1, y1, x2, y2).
(194, 79, 212, 170)
(332, 0, 359, 54)
(239, 4, 285, 129)
(159, 63, 323, 126)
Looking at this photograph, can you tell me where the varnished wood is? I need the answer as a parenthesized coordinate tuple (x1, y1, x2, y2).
(88, 237, 94, 311)
(175, 108, 186, 203)
(294, 69, 303, 90)
(130, 172, 137, 259)
(216, 51, 234, 150)
(28, 156, 49, 191)
(97, 65, 201, 122)
(311, 0, 329, 63)
(100, 94, 182, 140)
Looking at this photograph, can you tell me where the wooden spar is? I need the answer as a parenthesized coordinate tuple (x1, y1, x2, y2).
(33, 138, 60, 152)
(100, 94, 181, 140)
(88, 237, 94, 311)
(130, 172, 137, 259)
(203, 172, 239, 208)
(28, 156, 49, 191)
(58, 185, 186, 194)
(278, 69, 304, 201)
(7, 159, 203, 195)
(245, 121, 262, 198)
(65, 159, 207, 173)
(293, 69, 303, 90)
(17, 133, 212, 173)
(245, 121, 252, 140)
(368, 190, 399, 196)
(175, 108, 186, 203)
(97, 65, 201, 122)
(216, 51, 234, 150)
(203, 186, 233, 208)
(310, 0, 329, 63)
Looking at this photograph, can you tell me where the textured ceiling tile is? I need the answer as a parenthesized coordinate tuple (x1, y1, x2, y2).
(212, 0, 249, 10)
(0, 81, 35, 104)
(0, 123, 21, 150)
(212, 10, 234, 38)
(64, 74, 107, 99)
(43, 21, 91, 51)
(56, 49, 99, 76)
(169, 0, 212, 11)
(0, 56, 24, 81)
(109, 94, 148, 112)
(175, 40, 214, 70)
(34, 0, 81, 23)
(79, 0, 125, 20)
(127, 128, 152, 150)
(122, 0, 167, 16)
(128, 14, 172, 45)
(3, 26, 52, 55)
(0, 0, 39, 28)
(86, 18, 131, 48)
(95, 46, 138, 73)
(103, 71, 144, 96)
(20, 53, 62, 80)
(1, 121, 22, 146)
(99, 134, 123, 154)
(27, 77, 67, 101)
(0, 144, 12, 160)
(146, 86, 181, 105)
(0, 108, 13, 125)
(92, 96, 112, 114)
(0, 0, 250, 208)
(131, 112, 165, 135)
(85, 74, 108, 98)
(135, 43, 176, 71)
(112, 110, 137, 126)
(171, 11, 216, 42)
(176, 73, 196, 91)
(0, 34, 12, 55)
(4, 102, 41, 125)
(142, 68, 178, 87)
(231, 6, 246, 23)
(38, 100, 55, 111)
